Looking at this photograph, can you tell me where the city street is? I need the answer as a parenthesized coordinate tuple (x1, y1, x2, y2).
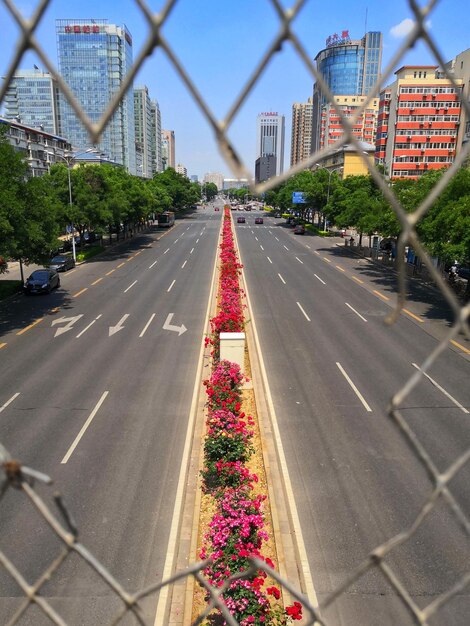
(0, 206, 222, 624)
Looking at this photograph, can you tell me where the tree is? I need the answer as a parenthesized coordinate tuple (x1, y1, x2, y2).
(202, 182, 218, 201)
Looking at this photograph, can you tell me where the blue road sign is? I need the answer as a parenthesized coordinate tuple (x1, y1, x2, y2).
(292, 191, 306, 204)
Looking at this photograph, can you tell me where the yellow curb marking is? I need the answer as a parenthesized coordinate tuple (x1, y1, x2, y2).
(117, 262, 126, 268)
(352, 276, 364, 284)
(373, 289, 390, 301)
(335, 265, 345, 272)
(17, 318, 43, 335)
(450, 339, 470, 355)
(105, 269, 116, 276)
(73, 288, 88, 298)
(91, 277, 103, 286)
(134, 250, 142, 256)
(403, 308, 424, 323)
(0, 343, 7, 349)
(322, 257, 331, 263)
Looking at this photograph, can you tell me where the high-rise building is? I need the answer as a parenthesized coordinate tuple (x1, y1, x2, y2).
(55, 19, 136, 174)
(150, 99, 162, 174)
(256, 112, 285, 177)
(311, 30, 383, 153)
(255, 155, 277, 184)
(290, 97, 313, 166)
(176, 163, 187, 177)
(203, 172, 224, 190)
(2, 68, 59, 134)
(318, 95, 379, 150)
(444, 47, 470, 154)
(376, 65, 462, 180)
(134, 86, 154, 178)
(161, 129, 175, 169)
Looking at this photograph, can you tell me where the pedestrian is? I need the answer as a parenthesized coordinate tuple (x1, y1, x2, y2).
(349, 236, 354, 247)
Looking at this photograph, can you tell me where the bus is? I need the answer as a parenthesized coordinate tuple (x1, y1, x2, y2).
(157, 211, 175, 228)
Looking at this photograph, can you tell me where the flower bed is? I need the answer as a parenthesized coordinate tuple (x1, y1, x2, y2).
(198, 207, 302, 625)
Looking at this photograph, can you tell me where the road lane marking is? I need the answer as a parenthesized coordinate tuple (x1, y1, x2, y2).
(305, 244, 311, 249)
(336, 265, 345, 272)
(174, 238, 179, 243)
(403, 308, 424, 323)
(190, 247, 194, 254)
(61, 391, 109, 464)
(295, 257, 304, 264)
(76, 314, 102, 338)
(124, 280, 137, 293)
(260, 245, 264, 251)
(196, 238, 199, 244)
(91, 277, 103, 286)
(314, 274, 326, 285)
(106, 269, 116, 276)
(140, 313, 156, 338)
(255, 236, 258, 241)
(149, 260, 157, 269)
(0, 393, 20, 413)
(345, 302, 367, 322)
(314, 250, 320, 256)
(352, 276, 364, 284)
(450, 339, 470, 355)
(336, 362, 372, 412)
(0, 343, 6, 350)
(275, 236, 279, 241)
(322, 257, 331, 263)
(135, 250, 142, 256)
(267, 256, 273, 264)
(73, 288, 88, 298)
(278, 273, 286, 284)
(127, 256, 135, 261)
(17, 318, 43, 335)
(181, 260, 187, 268)
(412, 363, 469, 413)
(164, 248, 170, 254)
(373, 289, 389, 301)
(167, 279, 176, 292)
(283, 245, 289, 250)
(117, 262, 126, 268)
(296, 302, 311, 321)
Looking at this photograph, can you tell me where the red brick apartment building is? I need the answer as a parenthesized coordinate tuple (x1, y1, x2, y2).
(376, 65, 463, 179)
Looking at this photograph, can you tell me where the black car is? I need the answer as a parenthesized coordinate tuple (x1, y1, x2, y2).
(48, 255, 75, 272)
(294, 224, 306, 235)
(83, 231, 101, 244)
(237, 216, 246, 223)
(24, 269, 60, 294)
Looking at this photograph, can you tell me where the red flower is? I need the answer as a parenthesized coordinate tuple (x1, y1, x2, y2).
(286, 601, 303, 620)
(266, 586, 281, 599)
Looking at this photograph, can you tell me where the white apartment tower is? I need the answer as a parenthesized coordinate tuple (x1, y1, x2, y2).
(256, 112, 285, 177)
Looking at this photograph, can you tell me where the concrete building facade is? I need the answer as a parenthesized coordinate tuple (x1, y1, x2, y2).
(134, 86, 153, 178)
(256, 112, 285, 177)
(290, 97, 313, 166)
(161, 129, 175, 169)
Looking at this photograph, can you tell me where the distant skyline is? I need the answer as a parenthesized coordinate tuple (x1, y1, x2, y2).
(0, 0, 467, 179)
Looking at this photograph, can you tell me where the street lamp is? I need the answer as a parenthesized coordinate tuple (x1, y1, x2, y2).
(49, 148, 97, 261)
(315, 164, 343, 231)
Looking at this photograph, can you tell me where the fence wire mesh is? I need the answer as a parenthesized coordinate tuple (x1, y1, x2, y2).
(1, 0, 469, 624)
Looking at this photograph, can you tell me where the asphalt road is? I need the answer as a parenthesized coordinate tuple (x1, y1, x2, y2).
(0, 206, 222, 624)
(234, 211, 470, 626)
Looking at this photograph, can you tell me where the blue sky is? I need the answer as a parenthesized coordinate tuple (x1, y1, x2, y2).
(0, 0, 468, 179)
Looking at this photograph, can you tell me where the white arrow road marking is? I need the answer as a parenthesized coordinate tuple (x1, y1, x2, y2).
(76, 314, 103, 338)
(124, 280, 137, 293)
(109, 314, 129, 336)
(336, 362, 372, 412)
(163, 313, 187, 336)
(52, 315, 84, 337)
(140, 313, 156, 338)
(0, 393, 20, 414)
(61, 391, 109, 464)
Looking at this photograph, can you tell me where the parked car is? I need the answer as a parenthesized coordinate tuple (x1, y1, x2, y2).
(24, 269, 60, 294)
(245, 206, 252, 211)
(83, 231, 101, 244)
(294, 224, 306, 235)
(237, 216, 246, 223)
(255, 217, 264, 224)
(48, 255, 75, 272)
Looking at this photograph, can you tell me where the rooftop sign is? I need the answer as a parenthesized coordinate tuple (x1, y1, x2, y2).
(326, 30, 351, 48)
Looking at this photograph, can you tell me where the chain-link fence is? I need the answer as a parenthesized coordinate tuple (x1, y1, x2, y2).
(1, 0, 470, 624)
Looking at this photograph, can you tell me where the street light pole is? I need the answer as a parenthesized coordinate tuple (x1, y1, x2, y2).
(315, 164, 343, 231)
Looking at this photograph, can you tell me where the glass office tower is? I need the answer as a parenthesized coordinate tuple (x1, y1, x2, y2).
(56, 19, 136, 173)
(311, 31, 382, 152)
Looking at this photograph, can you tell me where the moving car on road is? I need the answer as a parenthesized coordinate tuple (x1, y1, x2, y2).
(255, 217, 264, 224)
(294, 224, 306, 235)
(237, 216, 246, 223)
(24, 269, 60, 294)
(48, 255, 75, 272)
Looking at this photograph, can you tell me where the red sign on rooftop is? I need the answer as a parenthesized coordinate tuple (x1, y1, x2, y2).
(326, 30, 350, 48)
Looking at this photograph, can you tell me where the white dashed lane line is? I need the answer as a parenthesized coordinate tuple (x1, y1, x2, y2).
(314, 274, 326, 285)
(181, 260, 187, 269)
(167, 280, 176, 292)
(267, 257, 273, 264)
(149, 260, 157, 269)
(295, 257, 303, 264)
(345, 302, 367, 322)
(124, 280, 137, 293)
(278, 274, 286, 284)
(296, 302, 311, 322)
